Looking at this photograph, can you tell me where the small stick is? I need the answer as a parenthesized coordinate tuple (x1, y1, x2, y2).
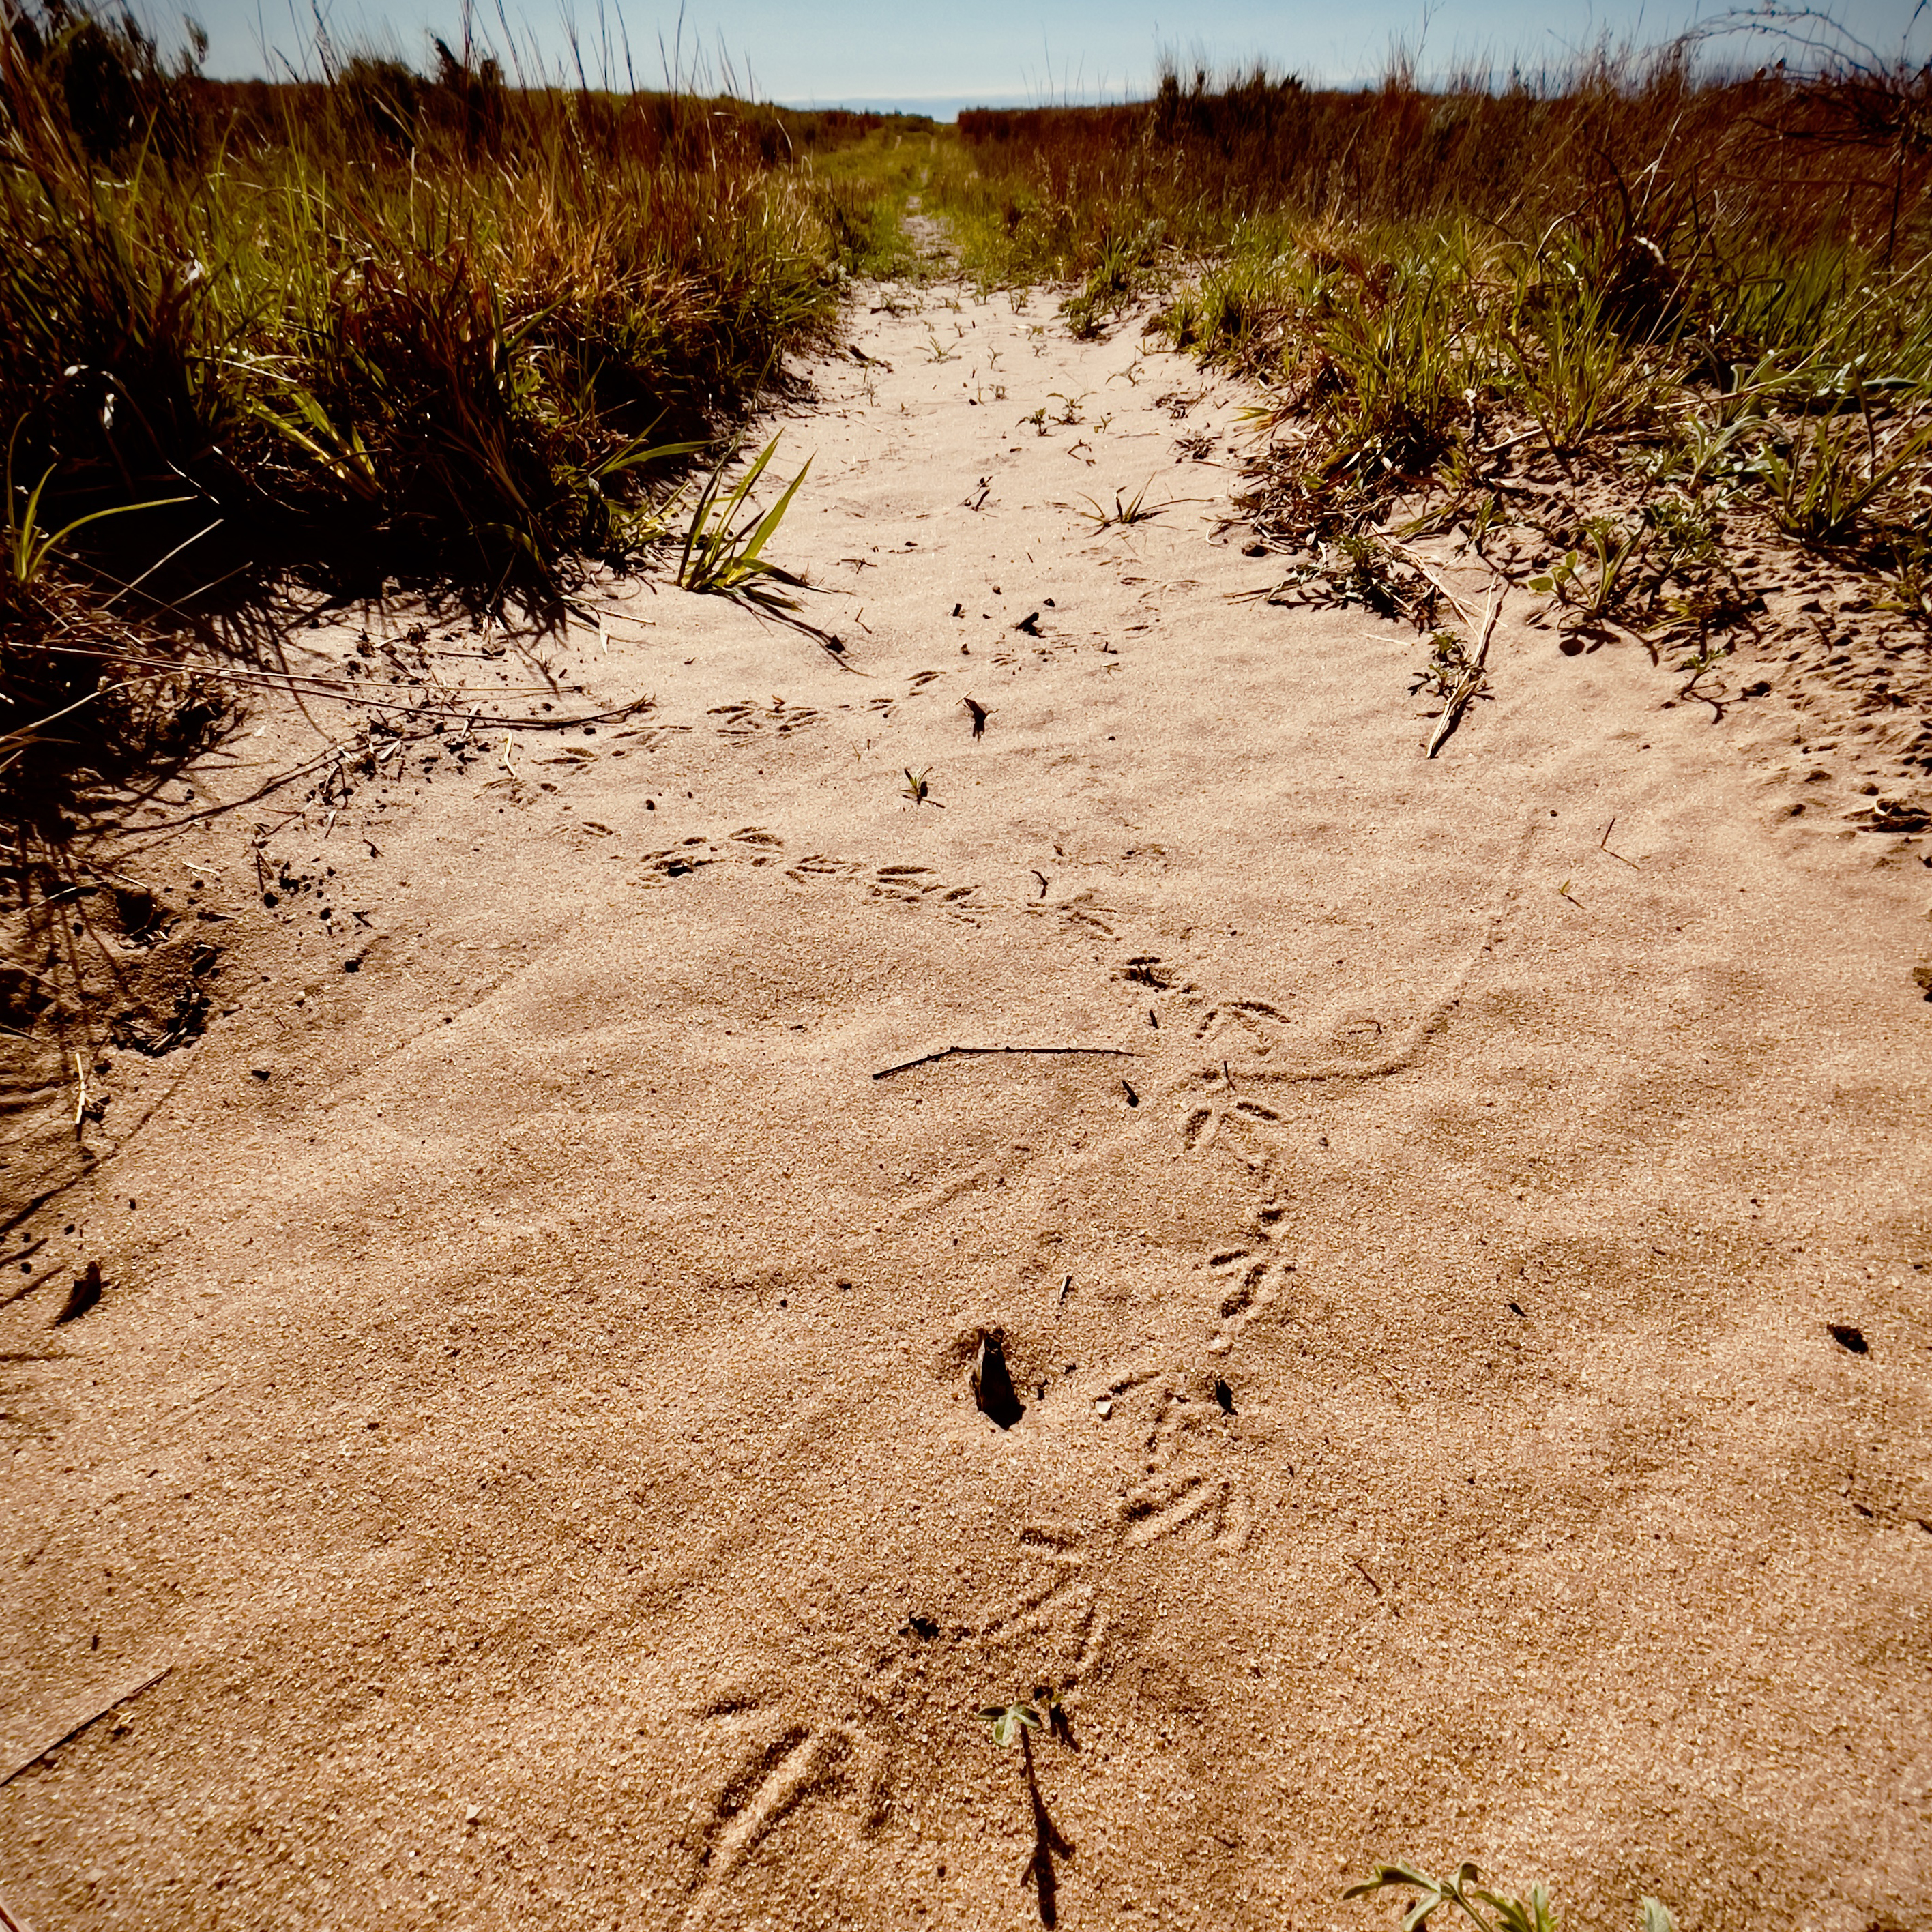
(1426, 586, 1501, 759)
(1, 1667, 172, 1788)
(873, 1045, 1136, 1081)
(1597, 816, 1641, 869)
(1348, 1557, 1385, 1598)
(1059, 1274, 1073, 1304)
(1383, 540, 1485, 628)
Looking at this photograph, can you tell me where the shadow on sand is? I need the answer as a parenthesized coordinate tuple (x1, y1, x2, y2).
(1019, 1727, 1076, 1926)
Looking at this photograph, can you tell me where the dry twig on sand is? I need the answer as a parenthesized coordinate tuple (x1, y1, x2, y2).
(1427, 586, 1502, 759)
(873, 1044, 1136, 1080)
(0, 1667, 171, 1788)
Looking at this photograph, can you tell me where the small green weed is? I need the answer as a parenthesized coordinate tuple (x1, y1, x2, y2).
(674, 435, 813, 617)
(1410, 630, 1480, 701)
(979, 1695, 1042, 1747)
(1527, 517, 1648, 624)
(1345, 1857, 1674, 1932)
(980, 1686, 1066, 1746)
(1070, 479, 1177, 530)
(1648, 409, 1752, 495)
(1253, 532, 1440, 628)
(1875, 539, 1932, 623)
(1751, 405, 1932, 546)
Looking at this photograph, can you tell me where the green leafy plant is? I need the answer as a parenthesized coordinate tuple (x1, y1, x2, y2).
(1751, 404, 1932, 545)
(673, 435, 813, 615)
(980, 1686, 1066, 1746)
(1528, 516, 1648, 622)
(1070, 478, 1177, 529)
(1410, 629, 1480, 701)
(1255, 531, 1437, 626)
(902, 766, 937, 806)
(1875, 538, 1931, 624)
(1457, 492, 1507, 556)
(1509, 282, 1663, 454)
(1062, 219, 1162, 336)
(1344, 1857, 1673, 1932)
(1673, 631, 1735, 703)
(979, 1695, 1044, 1748)
(1649, 409, 1753, 495)
(1312, 263, 1481, 481)
(1642, 492, 1720, 574)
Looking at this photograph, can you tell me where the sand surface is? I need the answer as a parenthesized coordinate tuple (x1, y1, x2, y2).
(3, 287, 1931, 1932)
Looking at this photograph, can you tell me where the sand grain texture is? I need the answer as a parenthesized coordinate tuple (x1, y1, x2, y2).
(2, 290, 1930, 1932)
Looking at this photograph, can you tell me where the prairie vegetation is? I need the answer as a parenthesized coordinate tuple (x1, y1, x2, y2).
(927, 33, 1931, 699)
(5, 1, 1930, 821)
(0, 3, 921, 821)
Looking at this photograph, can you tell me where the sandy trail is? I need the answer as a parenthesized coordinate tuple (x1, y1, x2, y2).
(3, 287, 1930, 1932)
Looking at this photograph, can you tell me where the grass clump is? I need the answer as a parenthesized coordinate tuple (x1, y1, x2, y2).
(0, 6, 926, 823)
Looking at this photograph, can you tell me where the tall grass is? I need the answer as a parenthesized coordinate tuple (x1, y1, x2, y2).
(0, 4, 920, 821)
(921, 37, 1929, 667)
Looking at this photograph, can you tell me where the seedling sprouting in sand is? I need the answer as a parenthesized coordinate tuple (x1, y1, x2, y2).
(1410, 630, 1481, 702)
(980, 1687, 1069, 1747)
(980, 1696, 1043, 1748)
(1070, 479, 1173, 530)
(1673, 633, 1733, 707)
(903, 767, 941, 806)
(1344, 1858, 1673, 1932)
(1527, 517, 1646, 624)
(981, 1687, 1077, 1920)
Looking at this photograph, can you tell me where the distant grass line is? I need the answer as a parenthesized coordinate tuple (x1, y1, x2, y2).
(934, 45, 1929, 288)
(0, 5, 926, 821)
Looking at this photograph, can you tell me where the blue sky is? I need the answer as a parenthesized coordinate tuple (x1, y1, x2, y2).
(157, 0, 1931, 104)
